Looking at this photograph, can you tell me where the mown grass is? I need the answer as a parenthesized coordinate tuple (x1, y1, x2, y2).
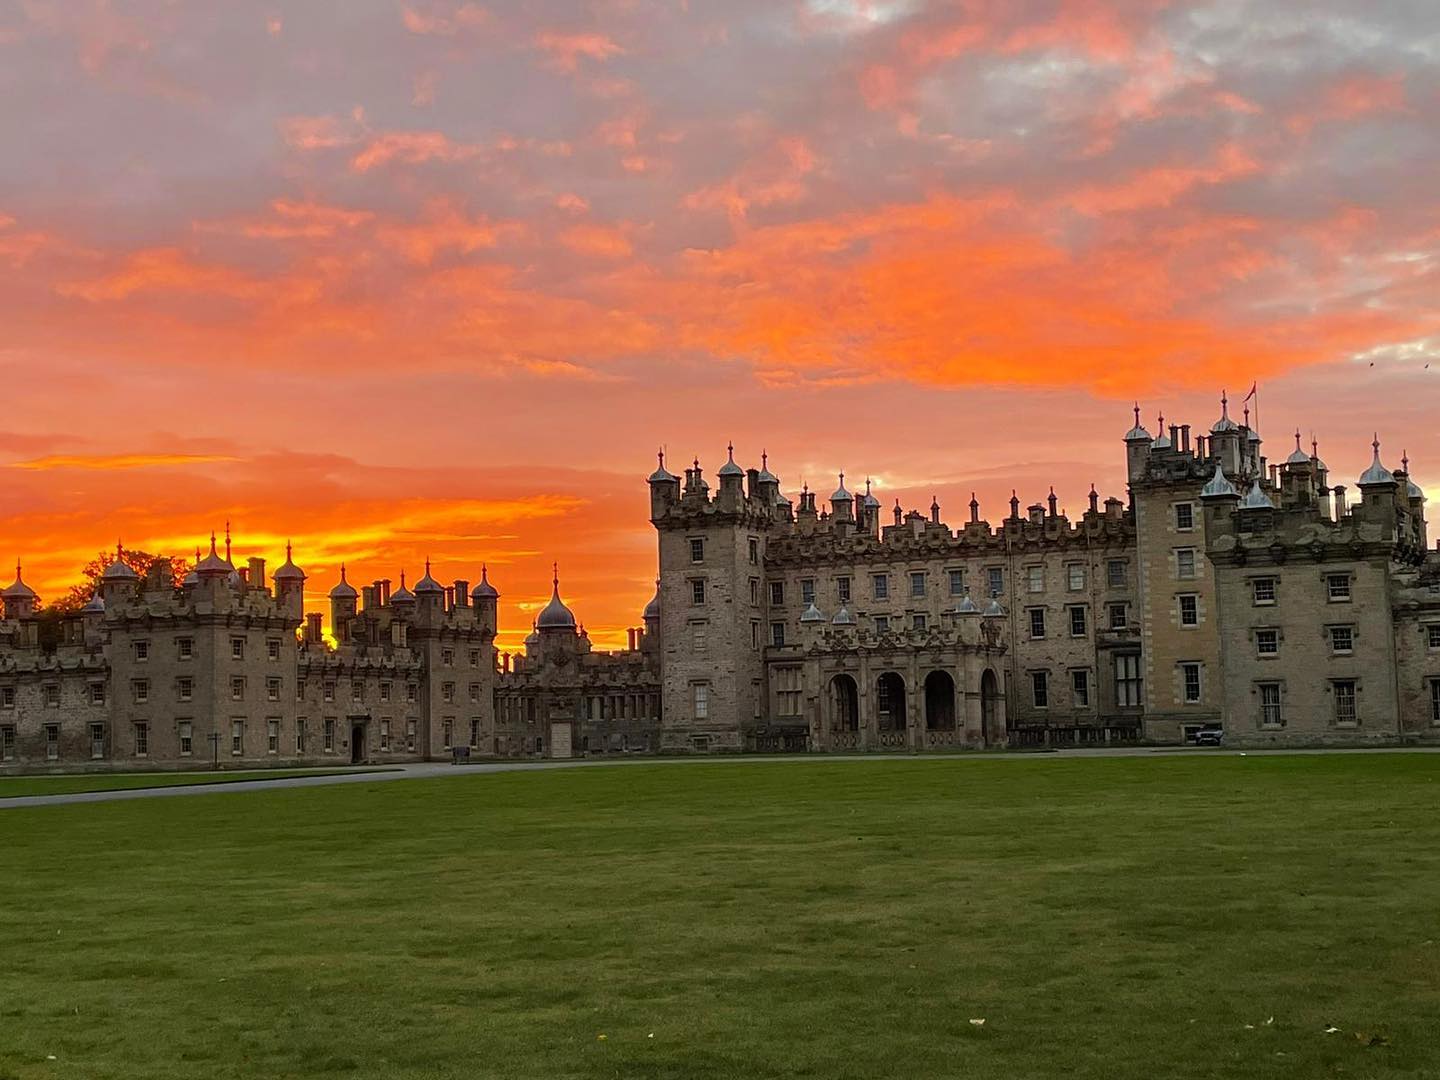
(1, 754, 1438, 1079)
(0, 769, 370, 798)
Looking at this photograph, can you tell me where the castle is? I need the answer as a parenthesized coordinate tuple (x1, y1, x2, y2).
(3, 397, 1439, 772)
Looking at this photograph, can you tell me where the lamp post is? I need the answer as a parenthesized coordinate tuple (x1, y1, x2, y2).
(208, 731, 221, 770)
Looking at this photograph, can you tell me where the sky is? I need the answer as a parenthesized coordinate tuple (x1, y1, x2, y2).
(1, 0, 1437, 653)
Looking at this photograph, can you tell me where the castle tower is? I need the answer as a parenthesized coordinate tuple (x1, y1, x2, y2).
(652, 449, 772, 752)
(1128, 403, 1224, 741)
(413, 559, 445, 620)
(1, 561, 37, 622)
(329, 564, 358, 643)
(470, 564, 499, 636)
(272, 542, 306, 620)
(99, 542, 141, 607)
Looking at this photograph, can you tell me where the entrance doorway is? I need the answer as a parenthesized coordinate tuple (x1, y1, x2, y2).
(350, 723, 366, 764)
(980, 669, 1001, 746)
(876, 672, 906, 732)
(924, 671, 956, 730)
(829, 674, 859, 732)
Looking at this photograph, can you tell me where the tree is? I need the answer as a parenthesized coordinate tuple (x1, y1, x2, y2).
(45, 549, 190, 613)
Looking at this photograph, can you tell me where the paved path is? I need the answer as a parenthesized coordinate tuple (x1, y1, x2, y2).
(3, 745, 1438, 810)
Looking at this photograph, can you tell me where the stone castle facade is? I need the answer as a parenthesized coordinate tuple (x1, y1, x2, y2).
(3, 398, 1439, 772)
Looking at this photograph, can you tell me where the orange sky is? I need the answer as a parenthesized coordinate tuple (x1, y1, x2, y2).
(1, 1, 1437, 653)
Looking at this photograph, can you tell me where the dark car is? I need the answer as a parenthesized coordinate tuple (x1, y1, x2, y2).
(1194, 730, 1224, 746)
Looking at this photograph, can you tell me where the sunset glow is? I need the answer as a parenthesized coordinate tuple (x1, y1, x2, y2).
(2, 1, 1437, 653)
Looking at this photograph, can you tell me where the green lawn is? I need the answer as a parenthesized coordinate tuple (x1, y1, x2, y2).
(0, 768, 371, 798)
(1, 755, 1438, 1079)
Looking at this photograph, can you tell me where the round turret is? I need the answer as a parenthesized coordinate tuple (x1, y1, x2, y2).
(717, 443, 744, 479)
(1123, 404, 1151, 443)
(2, 562, 37, 602)
(1211, 392, 1239, 433)
(536, 566, 577, 631)
(329, 564, 358, 600)
(390, 570, 416, 605)
(101, 543, 139, 582)
(413, 559, 444, 596)
(273, 541, 306, 584)
(1358, 436, 1395, 488)
(471, 564, 499, 601)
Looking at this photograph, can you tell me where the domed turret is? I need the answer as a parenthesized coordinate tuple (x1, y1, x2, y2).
(2, 560, 38, 618)
(1211, 391, 1239, 433)
(1284, 430, 1310, 466)
(329, 563, 358, 600)
(1151, 413, 1172, 450)
(82, 591, 105, 615)
(1358, 435, 1395, 488)
(831, 605, 855, 626)
(1401, 452, 1424, 501)
(1123, 404, 1151, 443)
(642, 581, 660, 622)
(389, 570, 416, 605)
(102, 542, 139, 582)
(1240, 480, 1274, 510)
(800, 602, 825, 624)
(471, 564, 499, 601)
(413, 559, 444, 597)
(648, 449, 678, 484)
(1200, 463, 1238, 501)
(717, 443, 744, 479)
(273, 541, 306, 584)
(195, 533, 230, 579)
(536, 565, 577, 631)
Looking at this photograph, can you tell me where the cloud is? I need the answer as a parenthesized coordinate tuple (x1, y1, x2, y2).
(12, 453, 241, 472)
(534, 30, 625, 72)
(350, 130, 484, 171)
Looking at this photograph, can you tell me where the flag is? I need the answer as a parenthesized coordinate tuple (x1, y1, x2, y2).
(1243, 382, 1257, 402)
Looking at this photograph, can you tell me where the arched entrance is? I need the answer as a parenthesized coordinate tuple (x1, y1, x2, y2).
(876, 672, 906, 732)
(924, 671, 956, 730)
(981, 669, 1002, 746)
(829, 674, 859, 732)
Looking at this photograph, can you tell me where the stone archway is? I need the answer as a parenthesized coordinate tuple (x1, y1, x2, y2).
(924, 671, 956, 730)
(829, 674, 859, 732)
(981, 669, 1002, 746)
(876, 672, 906, 733)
